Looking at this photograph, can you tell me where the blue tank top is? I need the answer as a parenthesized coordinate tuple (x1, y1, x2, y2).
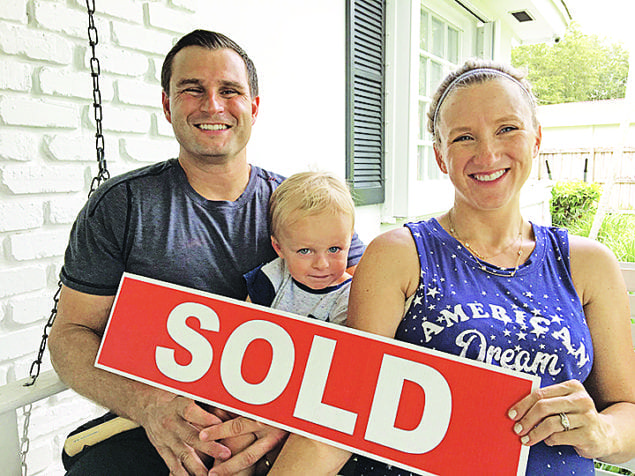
(354, 219, 594, 476)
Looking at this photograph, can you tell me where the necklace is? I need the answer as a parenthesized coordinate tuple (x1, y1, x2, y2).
(448, 209, 524, 277)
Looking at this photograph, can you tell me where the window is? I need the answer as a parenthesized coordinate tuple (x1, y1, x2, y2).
(417, 8, 462, 181)
(385, 0, 491, 219)
(346, 0, 385, 206)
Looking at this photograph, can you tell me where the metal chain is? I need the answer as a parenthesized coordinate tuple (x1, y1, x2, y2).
(25, 282, 62, 387)
(25, 0, 109, 390)
(20, 404, 32, 476)
(87, 0, 110, 194)
(18, 3, 110, 471)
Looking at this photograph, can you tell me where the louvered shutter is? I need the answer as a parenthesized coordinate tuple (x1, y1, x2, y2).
(346, 0, 385, 205)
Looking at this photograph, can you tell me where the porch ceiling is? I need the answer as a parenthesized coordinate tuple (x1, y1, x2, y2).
(463, 0, 572, 45)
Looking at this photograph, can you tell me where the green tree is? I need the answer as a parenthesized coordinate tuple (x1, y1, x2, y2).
(511, 22, 629, 105)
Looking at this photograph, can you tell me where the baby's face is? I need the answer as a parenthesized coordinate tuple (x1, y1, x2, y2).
(272, 211, 353, 290)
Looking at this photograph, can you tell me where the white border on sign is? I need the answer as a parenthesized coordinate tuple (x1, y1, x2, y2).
(95, 272, 538, 476)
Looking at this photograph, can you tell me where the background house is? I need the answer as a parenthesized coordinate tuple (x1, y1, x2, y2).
(0, 0, 570, 474)
(536, 99, 635, 211)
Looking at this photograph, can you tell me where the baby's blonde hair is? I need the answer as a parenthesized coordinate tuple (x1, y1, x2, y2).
(269, 171, 355, 239)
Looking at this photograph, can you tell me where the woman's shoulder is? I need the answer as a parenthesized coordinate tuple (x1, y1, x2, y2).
(568, 233, 624, 306)
(360, 227, 420, 292)
(367, 226, 417, 254)
(568, 233, 617, 265)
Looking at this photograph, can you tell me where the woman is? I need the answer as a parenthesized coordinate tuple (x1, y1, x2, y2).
(269, 60, 635, 475)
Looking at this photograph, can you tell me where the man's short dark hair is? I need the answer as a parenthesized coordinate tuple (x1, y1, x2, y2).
(161, 29, 258, 97)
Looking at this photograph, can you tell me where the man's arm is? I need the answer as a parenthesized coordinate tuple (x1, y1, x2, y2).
(49, 285, 230, 476)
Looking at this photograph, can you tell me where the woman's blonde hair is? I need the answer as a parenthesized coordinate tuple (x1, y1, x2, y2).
(427, 59, 537, 145)
(269, 171, 355, 238)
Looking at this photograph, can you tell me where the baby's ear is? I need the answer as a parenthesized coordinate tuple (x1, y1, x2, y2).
(271, 236, 284, 258)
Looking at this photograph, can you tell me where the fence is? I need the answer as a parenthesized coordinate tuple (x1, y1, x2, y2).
(533, 148, 635, 211)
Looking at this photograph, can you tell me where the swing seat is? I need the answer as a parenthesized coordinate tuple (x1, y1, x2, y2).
(0, 370, 66, 475)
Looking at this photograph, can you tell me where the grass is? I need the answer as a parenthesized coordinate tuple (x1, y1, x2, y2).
(563, 211, 635, 262)
(594, 461, 635, 475)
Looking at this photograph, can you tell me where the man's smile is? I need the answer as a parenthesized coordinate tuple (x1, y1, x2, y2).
(196, 123, 230, 131)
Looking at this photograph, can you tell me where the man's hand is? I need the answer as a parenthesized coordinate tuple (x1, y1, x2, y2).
(199, 416, 289, 476)
(139, 393, 232, 476)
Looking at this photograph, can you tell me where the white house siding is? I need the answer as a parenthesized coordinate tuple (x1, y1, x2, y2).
(538, 99, 635, 152)
(536, 100, 635, 210)
(0, 1, 345, 474)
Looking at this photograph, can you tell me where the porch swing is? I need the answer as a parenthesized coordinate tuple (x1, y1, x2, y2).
(0, 2, 110, 474)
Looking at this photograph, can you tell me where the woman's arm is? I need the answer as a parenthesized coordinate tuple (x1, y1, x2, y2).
(509, 236, 635, 463)
(269, 228, 421, 475)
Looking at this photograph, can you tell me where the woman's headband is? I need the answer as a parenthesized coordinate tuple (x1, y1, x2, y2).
(432, 68, 535, 134)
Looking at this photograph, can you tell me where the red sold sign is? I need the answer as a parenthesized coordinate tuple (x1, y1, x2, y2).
(96, 273, 538, 475)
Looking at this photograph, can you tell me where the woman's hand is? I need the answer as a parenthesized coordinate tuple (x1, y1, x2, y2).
(508, 379, 613, 459)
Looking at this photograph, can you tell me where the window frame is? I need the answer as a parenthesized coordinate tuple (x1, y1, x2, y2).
(383, 0, 492, 219)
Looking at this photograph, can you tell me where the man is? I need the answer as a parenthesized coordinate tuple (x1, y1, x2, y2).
(49, 29, 364, 476)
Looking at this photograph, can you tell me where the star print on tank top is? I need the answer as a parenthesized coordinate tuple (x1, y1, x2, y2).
(354, 218, 595, 476)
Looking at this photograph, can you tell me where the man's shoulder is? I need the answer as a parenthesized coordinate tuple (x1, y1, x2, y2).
(86, 159, 178, 211)
(101, 159, 178, 189)
(251, 165, 286, 188)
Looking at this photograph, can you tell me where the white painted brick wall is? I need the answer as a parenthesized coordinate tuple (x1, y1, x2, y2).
(0, 23, 74, 64)
(39, 66, 97, 100)
(0, 267, 47, 298)
(0, 1, 194, 474)
(47, 195, 89, 225)
(8, 230, 70, 261)
(117, 77, 162, 107)
(0, 327, 44, 361)
(122, 136, 180, 162)
(86, 44, 150, 77)
(0, 60, 32, 91)
(1, 164, 85, 194)
(0, 200, 44, 232)
(0, 96, 79, 129)
(0, 129, 40, 161)
(33, 1, 90, 39)
(146, 2, 196, 33)
(43, 134, 102, 162)
(91, 0, 145, 24)
(0, 0, 28, 23)
(112, 20, 175, 55)
(7, 293, 53, 325)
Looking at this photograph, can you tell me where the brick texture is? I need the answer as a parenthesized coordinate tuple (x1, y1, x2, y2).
(0, 200, 44, 232)
(0, 2, 198, 474)
(0, 96, 79, 129)
(0, 129, 40, 161)
(0, 0, 28, 23)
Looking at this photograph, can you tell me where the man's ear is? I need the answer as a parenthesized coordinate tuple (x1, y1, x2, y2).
(162, 90, 172, 124)
(251, 96, 260, 125)
(271, 235, 284, 258)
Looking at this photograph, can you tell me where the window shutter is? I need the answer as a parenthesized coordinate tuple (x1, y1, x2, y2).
(346, 0, 385, 205)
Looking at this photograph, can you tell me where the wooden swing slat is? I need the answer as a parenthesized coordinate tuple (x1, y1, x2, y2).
(0, 370, 66, 415)
(0, 370, 66, 476)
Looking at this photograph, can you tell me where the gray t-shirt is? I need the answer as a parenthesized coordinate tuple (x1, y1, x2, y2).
(244, 257, 351, 325)
(61, 159, 365, 299)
